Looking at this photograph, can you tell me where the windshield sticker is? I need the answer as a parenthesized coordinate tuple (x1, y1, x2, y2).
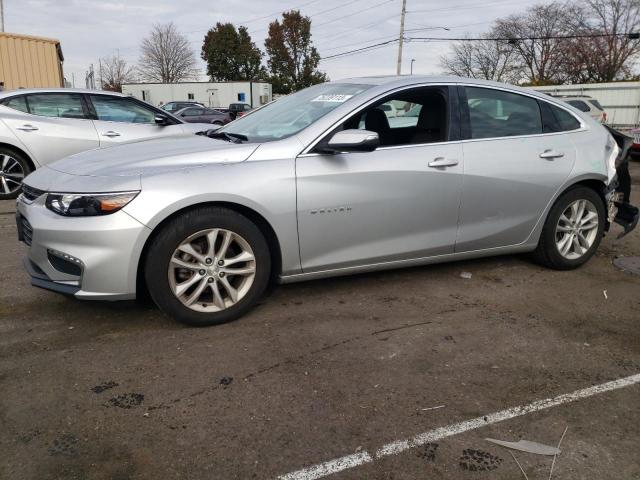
(311, 94, 354, 103)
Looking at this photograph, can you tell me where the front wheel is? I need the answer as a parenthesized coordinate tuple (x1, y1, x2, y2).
(0, 149, 30, 200)
(145, 207, 271, 326)
(532, 186, 605, 270)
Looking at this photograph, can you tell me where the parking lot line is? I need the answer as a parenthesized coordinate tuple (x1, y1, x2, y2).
(277, 373, 640, 480)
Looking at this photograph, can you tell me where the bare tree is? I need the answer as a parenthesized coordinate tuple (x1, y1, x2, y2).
(565, 0, 640, 82)
(493, 2, 577, 85)
(440, 34, 523, 83)
(138, 22, 199, 83)
(99, 54, 136, 92)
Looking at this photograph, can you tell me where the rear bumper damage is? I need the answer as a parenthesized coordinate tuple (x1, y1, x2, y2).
(605, 126, 639, 239)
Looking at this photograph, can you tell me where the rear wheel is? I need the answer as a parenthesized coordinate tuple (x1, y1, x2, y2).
(533, 186, 605, 270)
(0, 148, 30, 200)
(145, 207, 271, 326)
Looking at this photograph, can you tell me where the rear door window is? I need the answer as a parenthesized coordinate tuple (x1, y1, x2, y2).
(465, 87, 542, 139)
(25, 93, 88, 119)
(89, 95, 156, 124)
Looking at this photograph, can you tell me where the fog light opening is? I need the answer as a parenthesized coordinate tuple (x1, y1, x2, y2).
(47, 249, 84, 277)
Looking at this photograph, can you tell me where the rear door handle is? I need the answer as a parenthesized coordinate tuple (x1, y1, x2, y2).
(102, 131, 121, 137)
(539, 149, 564, 160)
(16, 124, 39, 132)
(428, 157, 459, 168)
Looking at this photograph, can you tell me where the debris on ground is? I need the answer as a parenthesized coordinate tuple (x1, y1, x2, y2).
(548, 426, 569, 480)
(460, 272, 473, 279)
(603, 290, 608, 299)
(485, 438, 560, 456)
(421, 405, 446, 411)
(509, 451, 530, 480)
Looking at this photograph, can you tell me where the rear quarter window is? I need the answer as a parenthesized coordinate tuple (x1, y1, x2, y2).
(567, 100, 590, 112)
(588, 99, 604, 110)
(2, 96, 29, 113)
(540, 101, 581, 133)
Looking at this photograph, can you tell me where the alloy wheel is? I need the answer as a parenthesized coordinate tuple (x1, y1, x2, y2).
(168, 228, 256, 312)
(555, 199, 599, 260)
(0, 154, 25, 195)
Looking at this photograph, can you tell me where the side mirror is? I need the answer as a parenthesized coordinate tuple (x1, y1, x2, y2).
(322, 129, 379, 153)
(155, 114, 169, 126)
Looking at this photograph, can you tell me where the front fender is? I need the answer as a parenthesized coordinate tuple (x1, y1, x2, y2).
(123, 159, 302, 275)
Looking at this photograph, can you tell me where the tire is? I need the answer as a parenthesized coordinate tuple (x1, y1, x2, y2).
(532, 186, 605, 270)
(212, 121, 223, 126)
(144, 207, 271, 326)
(0, 148, 31, 200)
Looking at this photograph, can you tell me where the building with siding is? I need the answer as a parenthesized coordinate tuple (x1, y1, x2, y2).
(0, 32, 64, 90)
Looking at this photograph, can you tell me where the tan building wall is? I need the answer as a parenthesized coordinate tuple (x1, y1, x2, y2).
(0, 32, 64, 90)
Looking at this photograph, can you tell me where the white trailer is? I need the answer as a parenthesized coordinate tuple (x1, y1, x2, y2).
(534, 82, 640, 128)
(121, 81, 272, 109)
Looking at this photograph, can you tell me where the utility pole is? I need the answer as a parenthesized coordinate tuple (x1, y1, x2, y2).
(396, 0, 407, 75)
(1, 0, 5, 32)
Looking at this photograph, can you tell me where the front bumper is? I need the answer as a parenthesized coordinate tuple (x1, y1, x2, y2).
(17, 193, 151, 300)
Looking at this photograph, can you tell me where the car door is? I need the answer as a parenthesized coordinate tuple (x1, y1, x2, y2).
(1, 92, 99, 166)
(181, 107, 205, 123)
(88, 94, 186, 145)
(455, 86, 576, 252)
(296, 85, 464, 273)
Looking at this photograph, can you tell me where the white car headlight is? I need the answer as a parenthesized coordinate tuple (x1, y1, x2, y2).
(45, 191, 139, 217)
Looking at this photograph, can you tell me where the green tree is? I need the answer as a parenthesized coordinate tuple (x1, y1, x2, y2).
(264, 10, 327, 94)
(201, 23, 265, 81)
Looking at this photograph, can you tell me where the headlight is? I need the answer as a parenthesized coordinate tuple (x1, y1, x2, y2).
(45, 191, 139, 216)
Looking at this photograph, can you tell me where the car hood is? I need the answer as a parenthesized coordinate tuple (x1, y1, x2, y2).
(181, 123, 216, 134)
(46, 134, 259, 177)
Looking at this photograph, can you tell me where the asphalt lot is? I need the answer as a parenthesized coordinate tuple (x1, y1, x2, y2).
(1, 164, 639, 480)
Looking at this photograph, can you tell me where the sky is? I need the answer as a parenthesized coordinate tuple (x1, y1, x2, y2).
(3, 0, 556, 87)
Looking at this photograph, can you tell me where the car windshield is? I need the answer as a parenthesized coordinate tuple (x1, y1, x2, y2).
(218, 83, 373, 142)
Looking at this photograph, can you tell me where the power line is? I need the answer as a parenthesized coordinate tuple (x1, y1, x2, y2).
(313, 0, 397, 29)
(313, 14, 400, 46)
(407, 32, 640, 42)
(246, 0, 381, 36)
(319, 31, 640, 62)
(321, 42, 398, 62)
(408, 0, 525, 15)
(321, 38, 399, 60)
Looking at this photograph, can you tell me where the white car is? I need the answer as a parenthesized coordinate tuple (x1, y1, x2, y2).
(0, 88, 212, 199)
(558, 96, 607, 123)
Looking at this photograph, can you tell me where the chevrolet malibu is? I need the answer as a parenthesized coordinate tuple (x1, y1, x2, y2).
(16, 76, 638, 326)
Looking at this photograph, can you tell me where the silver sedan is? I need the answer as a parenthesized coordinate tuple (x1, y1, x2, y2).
(16, 76, 638, 326)
(0, 88, 212, 199)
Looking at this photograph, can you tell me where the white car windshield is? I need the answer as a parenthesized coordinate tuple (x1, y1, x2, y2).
(219, 83, 373, 142)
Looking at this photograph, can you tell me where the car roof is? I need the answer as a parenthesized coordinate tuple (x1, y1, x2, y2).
(332, 75, 566, 104)
(0, 88, 129, 99)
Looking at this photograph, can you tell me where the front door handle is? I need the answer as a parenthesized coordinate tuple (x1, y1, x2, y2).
(428, 157, 459, 168)
(16, 124, 39, 132)
(102, 131, 121, 137)
(539, 149, 564, 160)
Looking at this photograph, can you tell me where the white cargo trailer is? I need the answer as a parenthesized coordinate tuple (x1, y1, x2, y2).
(534, 82, 640, 128)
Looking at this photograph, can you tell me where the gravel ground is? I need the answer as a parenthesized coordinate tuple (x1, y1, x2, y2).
(1, 164, 639, 480)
